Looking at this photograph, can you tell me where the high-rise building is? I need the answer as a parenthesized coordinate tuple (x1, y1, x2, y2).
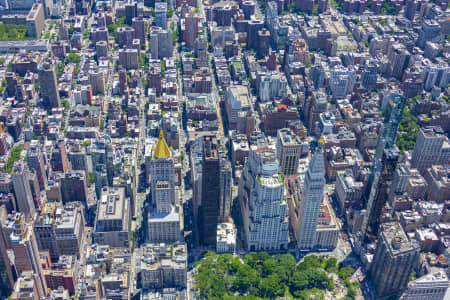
(10, 215, 47, 297)
(93, 187, 131, 248)
(125, 1, 137, 25)
(369, 222, 420, 298)
(96, 40, 108, 58)
(277, 128, 302, 176)
(34, 202, 85, 261)
(147, 131, 181, 243)
(219, 161, 232, 223)
(133, 17, 146, 43)
(118, 48, 139, 69)
(297, 138, 326, 250)
(200, 136, 221, 246)
(60, 172, 88, 205)
(88, 70, 105, 95)
(404, 0, 418, 20)
(239, 133, 289, 251)
(7, 0, 36, 11)
(183, 12, 199, 49)
(329, 65, 356, 99)
(154, 2, 167, 29)
(387, 43, 410, 80)
(12, 162, 36, 220)
(149, 130, 175, 214)
(50, 140, 68, 173)
(39, 63, 60, 108)
(417, 20, 441, 48)
(27, 141, 47, 190)
(150, 27, 173, 58)
(411, 126, 449, 172)
(26, 3, 45, 38)
(403, 270, 449, 300)
(361, 60, 378, 91)
(0, 215, 14, 297)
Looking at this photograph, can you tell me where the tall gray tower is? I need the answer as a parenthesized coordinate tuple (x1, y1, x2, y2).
(369, 222, 420, 298)
(297, 137, 325, 250)
(39, 63, 60, 108)
(12, 162, 36, 220)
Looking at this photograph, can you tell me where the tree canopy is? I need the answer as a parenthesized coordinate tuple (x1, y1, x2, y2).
(194, 252, 343, 299)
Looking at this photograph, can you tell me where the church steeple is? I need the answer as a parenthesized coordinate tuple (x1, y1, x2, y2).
(153, 130, 171, 159)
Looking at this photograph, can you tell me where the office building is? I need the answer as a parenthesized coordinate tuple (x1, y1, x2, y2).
(297, 138, 326, 250)
(147, 208, 182, 243)
(239, 133, 289, 251)
(137, 243, 187, 290)
(149, 130, 175, 214)
(403, 270, 449, 300)
(34, 202, 85, 261)
(411, 127, 449, 172)
(10, 216, 47, 297)
(93, 187, 131, 248)
(200, 136, 221, 245)
(0, 215, 14, 297)
(50, 140, 68, 173)
(329, 65, 356, 99)
(219, 160, 232, 222)
(27, 141, 47, 190)
(154, 2, 167, 29)
(7, 0, 36, 11)
(225, 85, 252, 131)
(258, 71, 288, 102)
(26, 3, 45, 38)
(12, 162, 36, 220)
(39, 63, 60, 108)
(369, 222, 420, 298)
(88, 70, 105, 95)
(277, 128, 302, 176)
(361, 60, 378, 91)
(417, 20, 441, 48)
(11, 270, 46, 300)
(315, 195, 339, 250)
(60, 172, 88, 204)
(335, 169, 364, 216)
(216, 222, 236, 253)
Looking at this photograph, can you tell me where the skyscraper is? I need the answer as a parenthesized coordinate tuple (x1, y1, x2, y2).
(369, 222, 420, 298)
(39, 63, 60, 108)
(277, 128, 302, 176)
(411, 126, 448, 172)
(239, 133, 289, 251)
(147, 130, 181, 243)
(50, 139, 68, 173)
(200, 136, 221, 245)
(27, 141, 47, 190)
(297, 137, 325, 250)
(219, 160, 232, 222)
(154, 2, 167, 29)
(149, 130, 175, 214)
(361, 60, 379, 91)
(26, 3, 45, 38)
(12, 162, 36, 221)
(183, 11, 199, 49)
(0, 216, 14, 297)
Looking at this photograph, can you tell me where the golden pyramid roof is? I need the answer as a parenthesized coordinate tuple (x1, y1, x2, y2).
(154, 129, 171, 159)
